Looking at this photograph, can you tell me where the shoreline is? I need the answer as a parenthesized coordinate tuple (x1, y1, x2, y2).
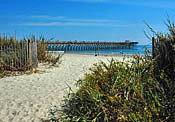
(46, 51, 138, 57)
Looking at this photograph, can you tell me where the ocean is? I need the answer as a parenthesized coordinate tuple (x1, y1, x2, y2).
(65, 45, 152, 56)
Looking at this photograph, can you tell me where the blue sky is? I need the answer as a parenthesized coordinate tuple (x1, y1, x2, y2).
(1, 0, 175, 45)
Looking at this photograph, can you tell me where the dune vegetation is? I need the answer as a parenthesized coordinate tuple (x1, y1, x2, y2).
(43, 18, 175, 122)
(0, 35, 61, 78)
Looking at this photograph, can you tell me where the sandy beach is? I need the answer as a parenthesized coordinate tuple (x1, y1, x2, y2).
(0, 54, 130, 122)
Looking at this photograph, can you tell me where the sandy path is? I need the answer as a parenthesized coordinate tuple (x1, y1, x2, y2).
(0, 54, 126, 122)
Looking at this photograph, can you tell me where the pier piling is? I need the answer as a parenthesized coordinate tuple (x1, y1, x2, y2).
(45, 41, 138, 52)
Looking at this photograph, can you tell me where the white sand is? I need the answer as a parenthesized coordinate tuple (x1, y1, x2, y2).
(0, 54, 130, 122)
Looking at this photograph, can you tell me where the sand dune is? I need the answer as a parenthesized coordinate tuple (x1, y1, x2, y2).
(0, 54, 129, 122)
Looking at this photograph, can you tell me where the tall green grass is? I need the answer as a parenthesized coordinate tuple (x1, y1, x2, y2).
(145, 17, 175, 79)
(146, 17, 175, 121)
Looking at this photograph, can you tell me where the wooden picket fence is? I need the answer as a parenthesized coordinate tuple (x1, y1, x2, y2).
(0, 41, 38, 71)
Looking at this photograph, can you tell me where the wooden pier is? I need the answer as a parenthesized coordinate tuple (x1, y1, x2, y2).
(45, 41, 138, 51)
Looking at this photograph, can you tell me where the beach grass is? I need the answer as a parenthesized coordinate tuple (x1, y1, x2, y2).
(0, 35, 61, 77)
(56, 55, 165, 122)
(43, 18, 175, 122)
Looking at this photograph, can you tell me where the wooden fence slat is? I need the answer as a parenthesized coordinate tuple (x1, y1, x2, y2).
(32, 41, 38, 68)
(9, 45, 11, 69)
(24, 43, 26, 70)
(5, 45, 8, 70)
(21, 43, 23, 69)
(26, 42, 28, 70)
(24, 42, 27, 70)
(26, 41, 29, 70)
(19, 43, 21, 69)
(6, 45, 9, 70)
(0, 41, 38, 71)
(29, 41, 31, 69)
(14, 44, 17, 69)
(5, 45, 6, 69)
(1, 45, 4, 69)
(17, 43, 19, 69)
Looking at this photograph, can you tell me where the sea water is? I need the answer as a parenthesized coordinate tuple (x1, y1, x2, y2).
(65, 45, 152, 56)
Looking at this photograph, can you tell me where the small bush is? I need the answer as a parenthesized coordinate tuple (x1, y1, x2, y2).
(44, 55, 166, 122)
(37, 36, 47, 62)
(36, 36, 62, 66)
(146, 17, 175, 121)
(146, 17, 175, 80)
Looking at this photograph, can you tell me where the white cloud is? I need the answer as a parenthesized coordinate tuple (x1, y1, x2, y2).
(30, 16, 66, 20)
(29, 15, 117, 23)
(16, 21, 128, 27)
(14, 15, 141, 27)
(17, 22, 62, 26)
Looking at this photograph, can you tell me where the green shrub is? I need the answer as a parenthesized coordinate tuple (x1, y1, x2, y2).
(146, 17, 175, 121)
(147, 17, 175, 79)
(44, 55, 165, 122)
(37, 36, 47, 62)
(36, 36, 62, 66)
(42, 17, 175, 122)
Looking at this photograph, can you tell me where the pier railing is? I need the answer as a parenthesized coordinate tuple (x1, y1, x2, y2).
(45, 41, 138, 52)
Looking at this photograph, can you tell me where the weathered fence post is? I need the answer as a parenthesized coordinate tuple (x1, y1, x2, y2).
(28, 40, 32, 69)
(32, 41, 38, 68)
